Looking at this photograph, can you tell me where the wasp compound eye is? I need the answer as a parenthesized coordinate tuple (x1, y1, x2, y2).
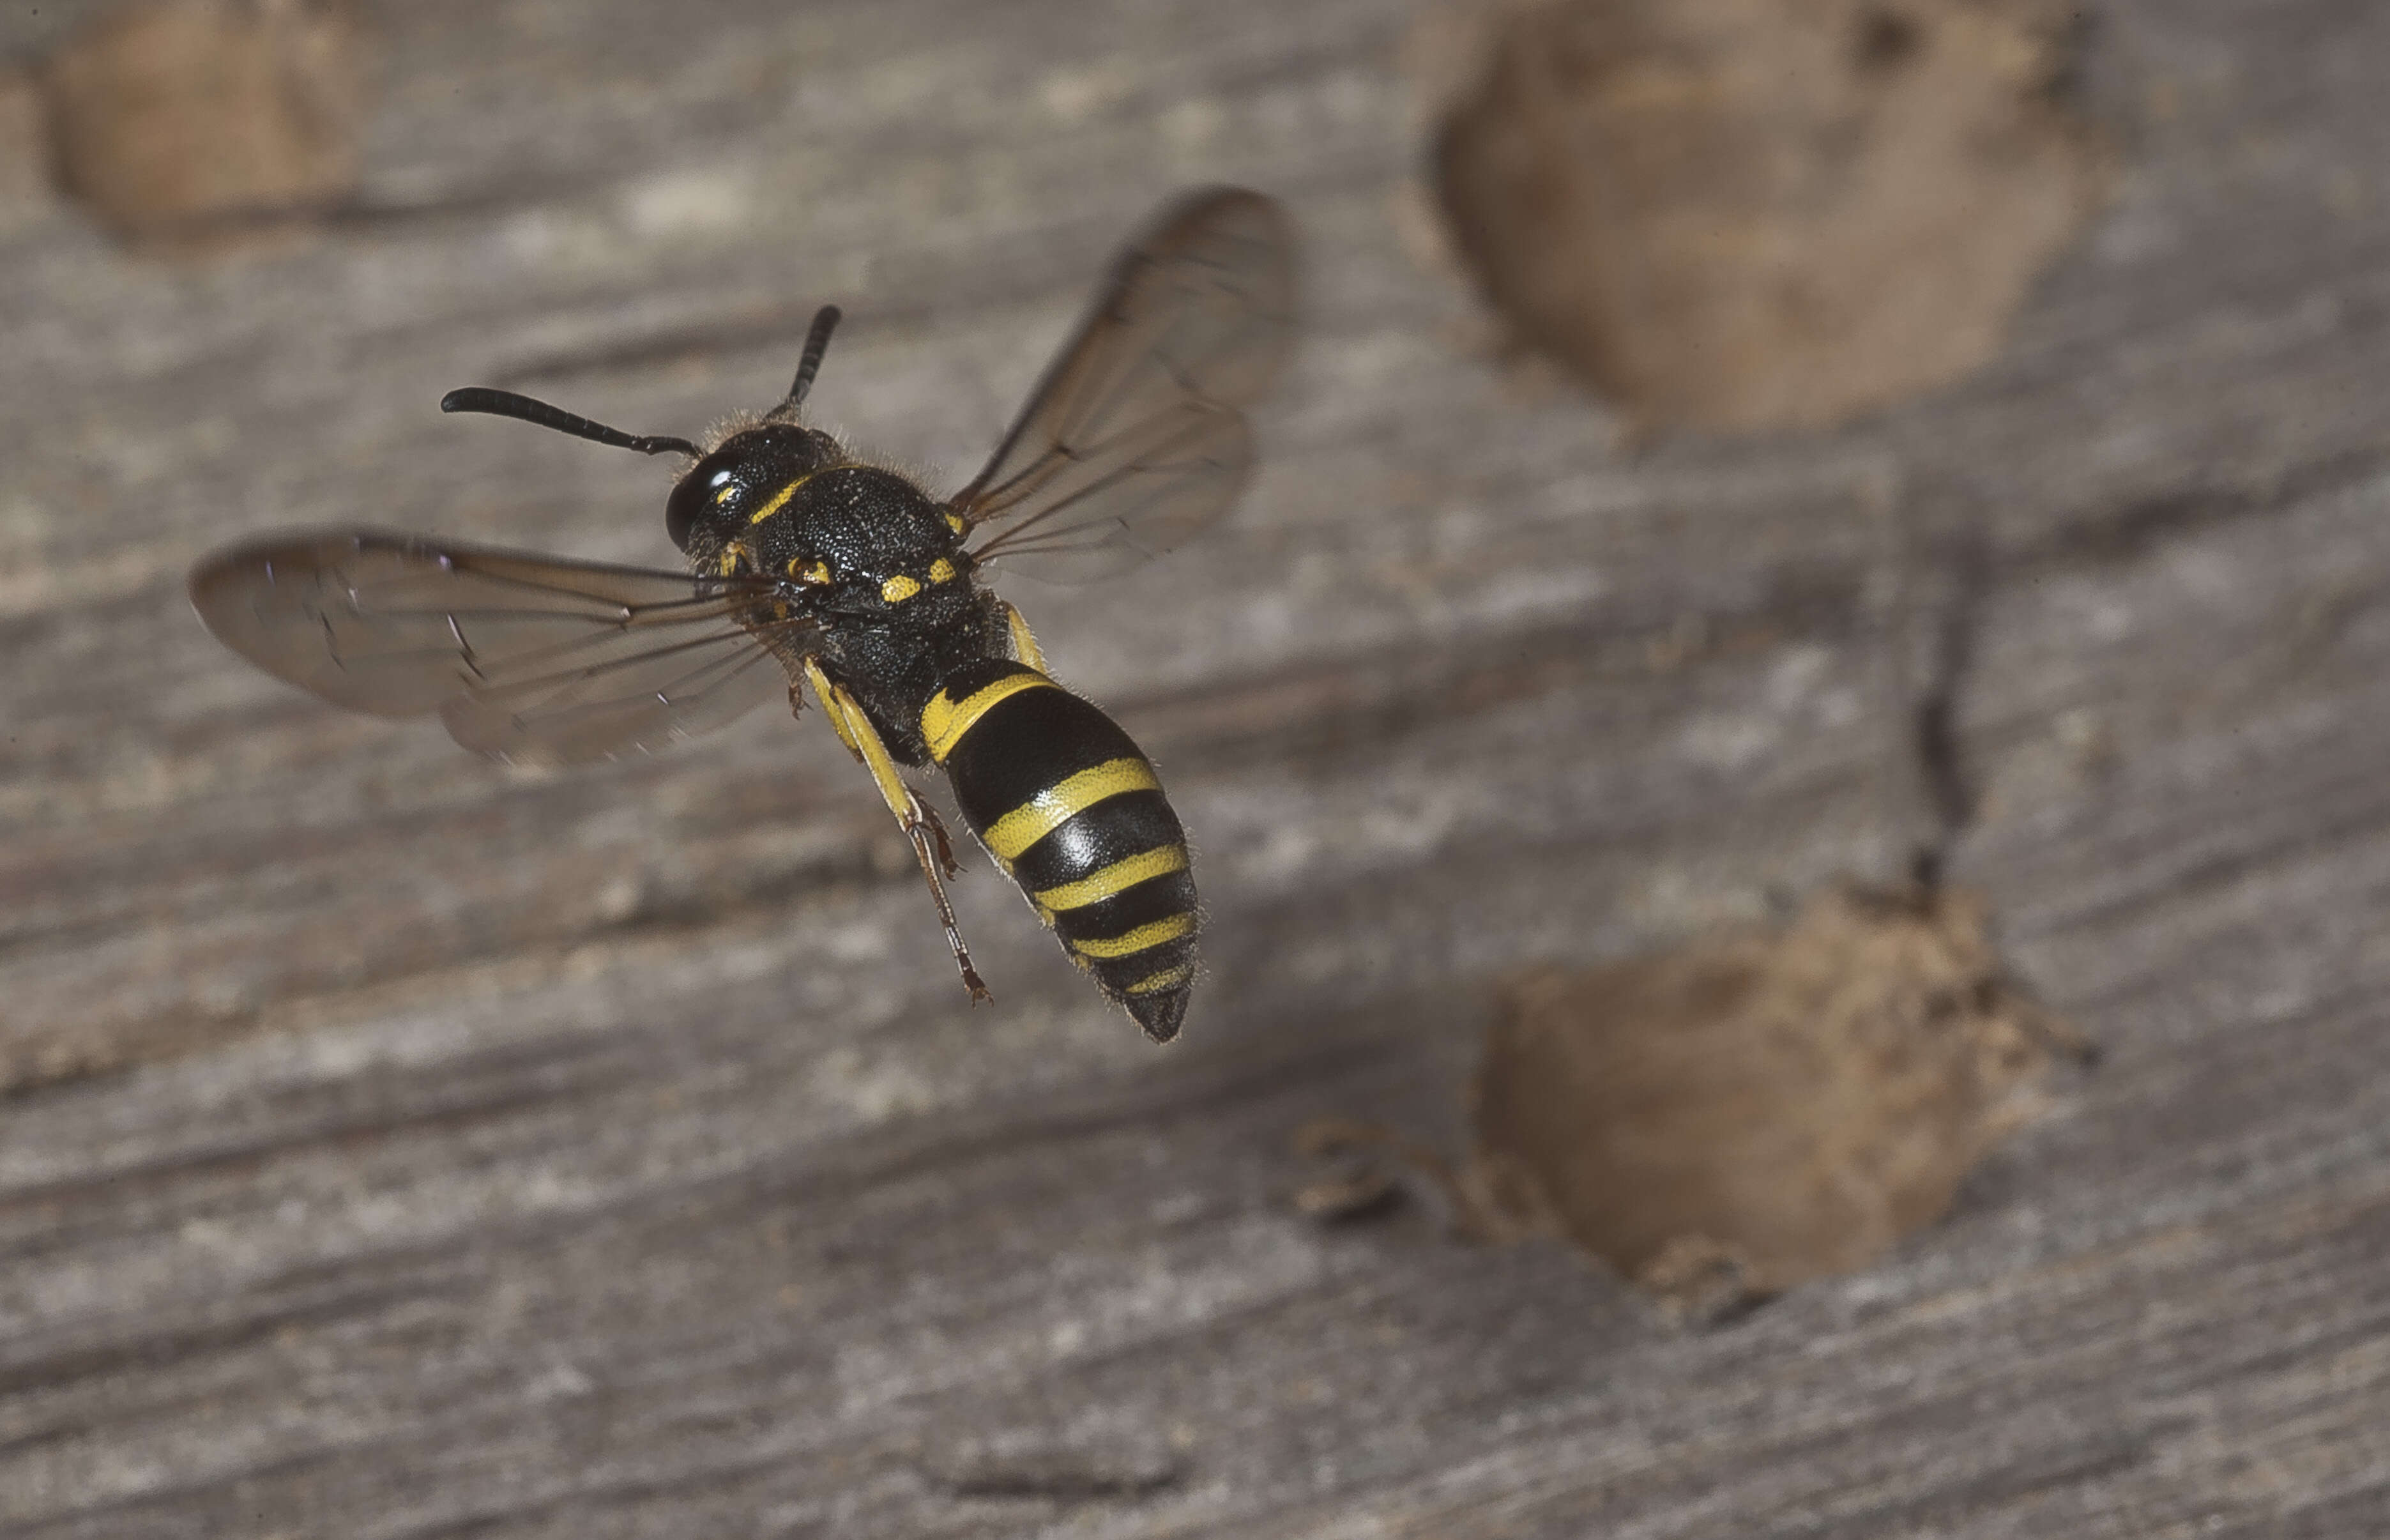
(667, 455, 742, 553)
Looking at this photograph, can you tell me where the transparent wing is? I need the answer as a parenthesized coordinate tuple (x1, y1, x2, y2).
(189, 528, 810, 765)
(954, 187, 1296, 584)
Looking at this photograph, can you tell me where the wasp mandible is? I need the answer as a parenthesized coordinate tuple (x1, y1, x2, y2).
(190, 188, 1297, 1042)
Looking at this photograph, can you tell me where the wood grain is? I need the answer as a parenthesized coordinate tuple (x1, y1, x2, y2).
(3, 0, 2387, 1534)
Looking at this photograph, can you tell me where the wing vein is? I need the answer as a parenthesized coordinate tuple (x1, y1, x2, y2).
(949, 188, 1294, 584)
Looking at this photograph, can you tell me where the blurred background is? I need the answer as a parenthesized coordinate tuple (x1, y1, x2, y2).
(3, 0, 2387, 1534)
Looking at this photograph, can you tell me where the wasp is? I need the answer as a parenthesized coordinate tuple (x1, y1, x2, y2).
(189, 188, 1295, 1043)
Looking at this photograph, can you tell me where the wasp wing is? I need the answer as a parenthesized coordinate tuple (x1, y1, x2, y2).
(188, 528, 807, 765)
(952, 187, 1296, 583)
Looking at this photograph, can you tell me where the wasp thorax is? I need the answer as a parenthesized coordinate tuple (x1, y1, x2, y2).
(666, 423, 842, 555)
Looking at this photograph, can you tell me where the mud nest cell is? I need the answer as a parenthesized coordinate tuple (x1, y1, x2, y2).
(1429, 0, 2110, 431)
(1472, 885, 2067, 1314)
(43, 0, 365, 242)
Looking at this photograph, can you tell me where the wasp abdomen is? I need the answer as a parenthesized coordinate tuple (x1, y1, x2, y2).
(922, 659, 1198, 1042)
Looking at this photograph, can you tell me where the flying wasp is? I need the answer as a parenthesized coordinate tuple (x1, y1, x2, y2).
(189, 188, 1295, 1043)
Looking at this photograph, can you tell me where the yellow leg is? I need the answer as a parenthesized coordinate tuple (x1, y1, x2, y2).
(802, 657, 989, 1003)
(996, 599, 1047, 674)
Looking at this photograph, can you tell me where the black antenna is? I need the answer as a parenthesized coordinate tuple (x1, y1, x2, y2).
(439, 388, 701, 458)
(775, 305, 842, 418)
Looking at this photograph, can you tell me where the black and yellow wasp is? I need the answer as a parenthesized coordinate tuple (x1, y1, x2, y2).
(189, 188, 1295, 1043)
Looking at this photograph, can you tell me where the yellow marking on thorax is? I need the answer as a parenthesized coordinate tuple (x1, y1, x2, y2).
(928, 558, 957, 584)
(748, 472, 818, 524)
(982, 757, 1158, 860)
(1034, 844, 1187, 913)
(717, 543, 754, 577)
(1123, 961, 1194, 996)
(944, 511, 966, 535)
(920, 671, 1058, 764)
(1069, 913, 1194, 961)
(881, 574, 921, 604)
(788, 558, 830, 584)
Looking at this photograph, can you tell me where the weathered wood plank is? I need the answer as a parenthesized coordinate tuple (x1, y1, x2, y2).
(3, 0, 2389, 1535)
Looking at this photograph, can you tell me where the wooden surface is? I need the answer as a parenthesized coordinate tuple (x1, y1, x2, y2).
(4, 0, 2389, 1534)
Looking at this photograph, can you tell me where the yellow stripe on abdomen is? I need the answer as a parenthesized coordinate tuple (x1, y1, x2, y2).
(982, 757, 1159, 861)
(1069, 913, 1196, 961)
(1123, 962, 1194, 995)
(1033, 844, 1188, 913)
(920, 671, 1058, 764)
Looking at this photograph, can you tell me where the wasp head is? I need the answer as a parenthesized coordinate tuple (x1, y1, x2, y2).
(666, 423, 843, 558)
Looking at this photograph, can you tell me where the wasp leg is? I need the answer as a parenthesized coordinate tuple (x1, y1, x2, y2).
(802, 657, 991, 1003)
(918, 797, 964, 880)
(994, 598, 1048, 675)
